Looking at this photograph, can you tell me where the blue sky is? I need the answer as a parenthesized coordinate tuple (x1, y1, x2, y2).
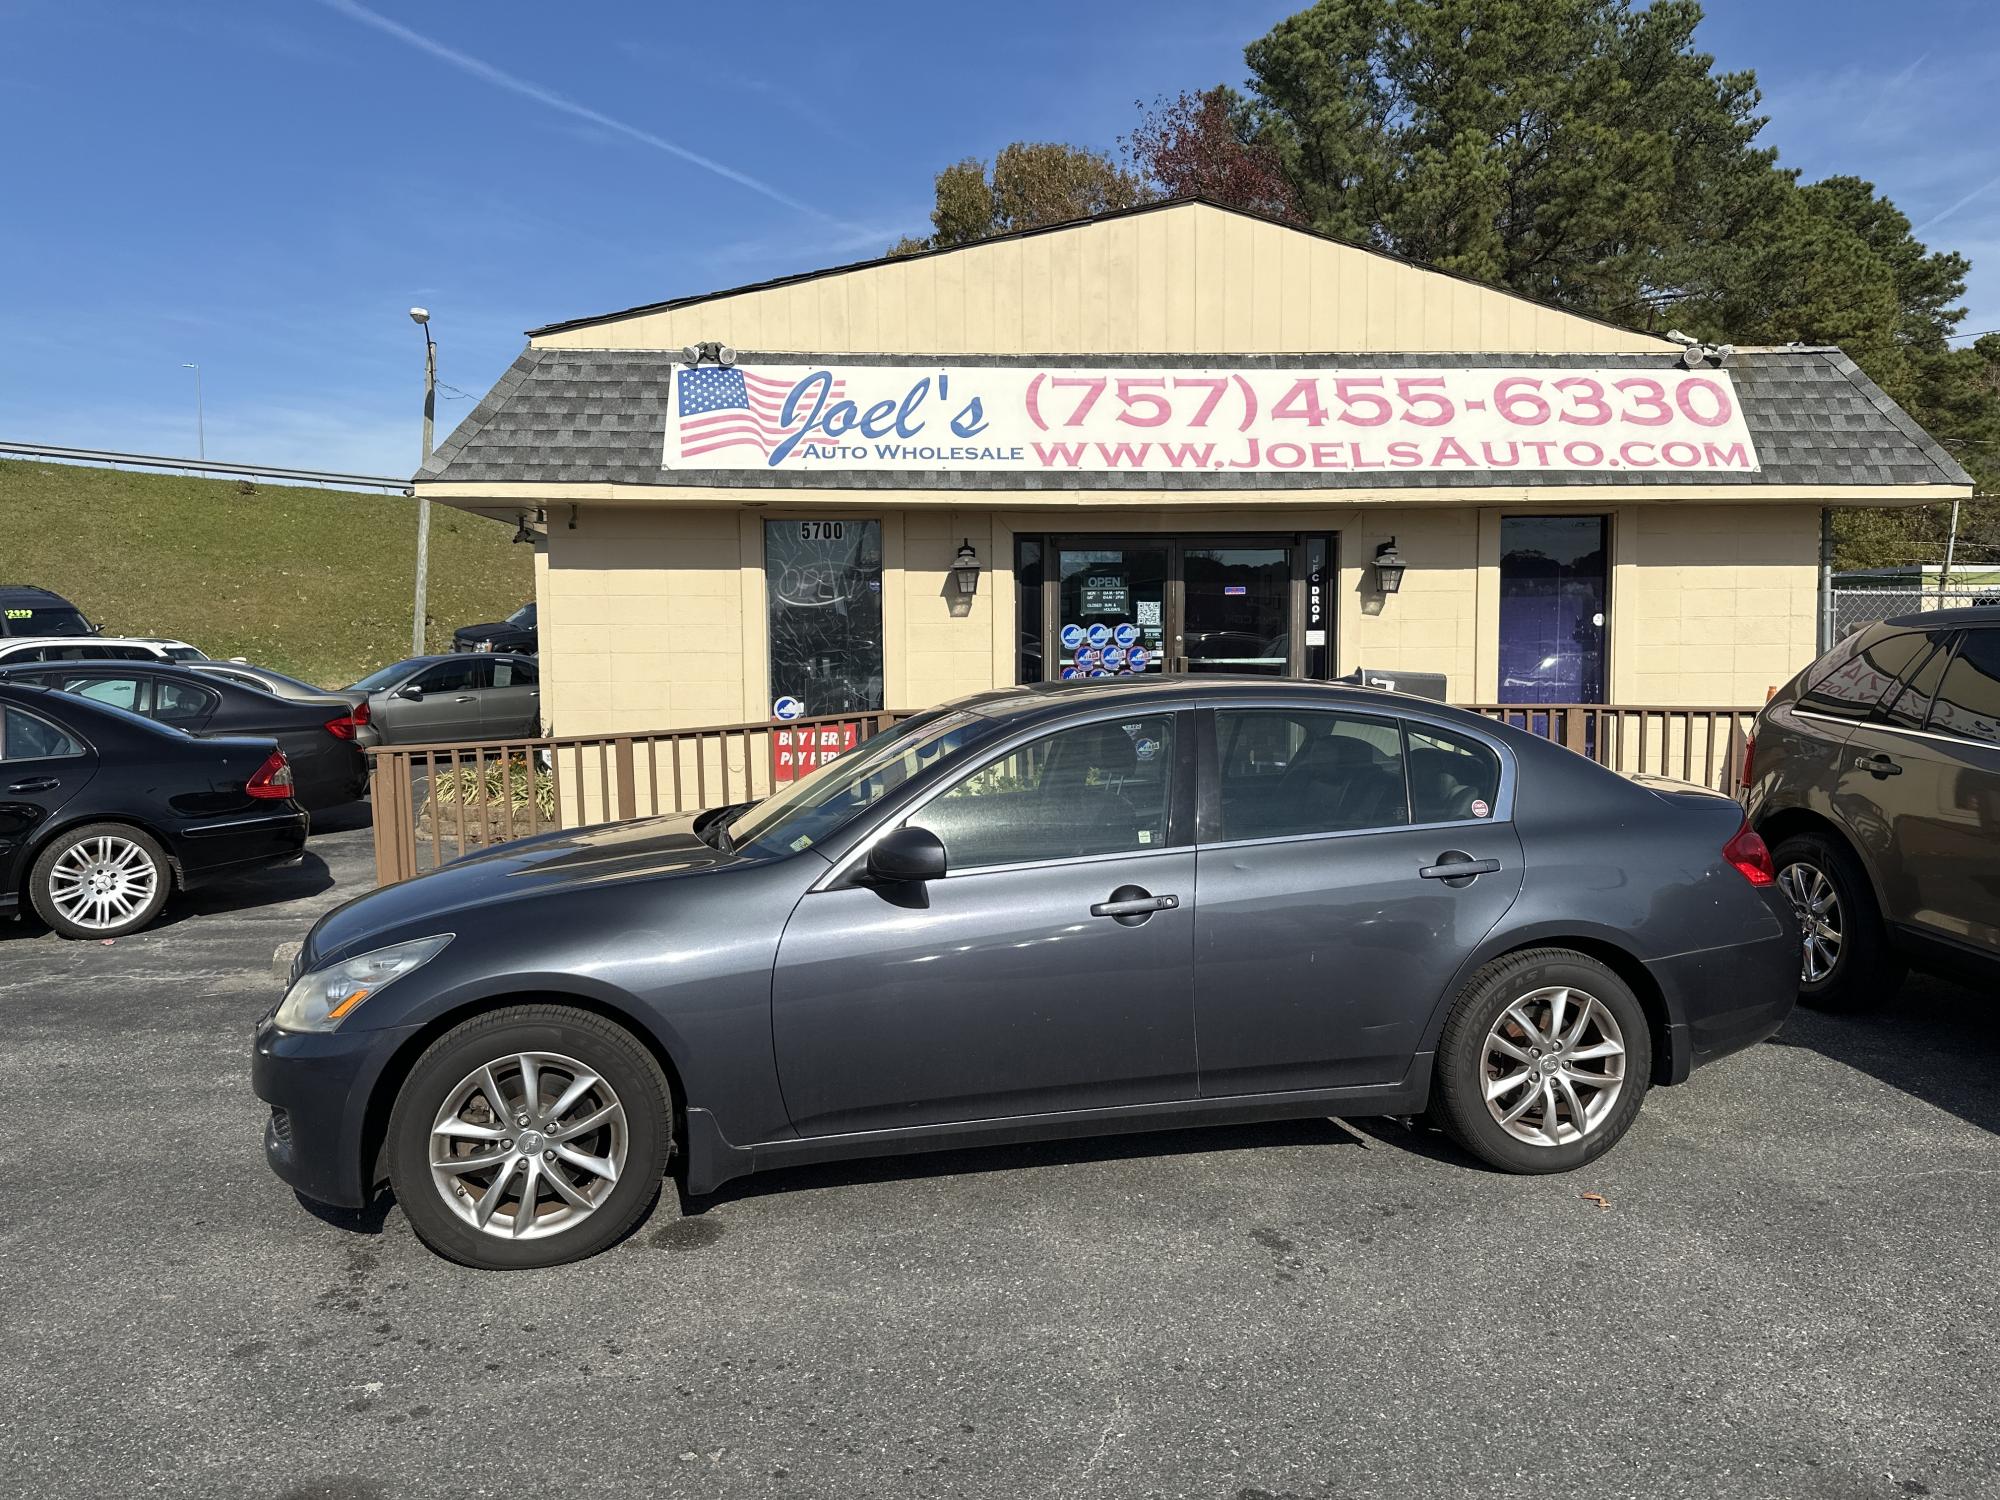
(4, 0, 1997, 478)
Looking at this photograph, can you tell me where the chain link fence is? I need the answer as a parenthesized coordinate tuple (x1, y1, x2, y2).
(1826, 585, 2000, 646)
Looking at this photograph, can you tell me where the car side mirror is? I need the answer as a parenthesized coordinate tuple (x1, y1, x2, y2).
(866, 826, 947, 883)
(396, 683, 424, 700)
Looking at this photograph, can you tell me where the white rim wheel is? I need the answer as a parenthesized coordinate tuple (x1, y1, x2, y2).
(46, 834, 160, 932)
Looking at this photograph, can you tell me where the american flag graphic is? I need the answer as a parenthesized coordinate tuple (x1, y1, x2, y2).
(675, 366, 847, 461)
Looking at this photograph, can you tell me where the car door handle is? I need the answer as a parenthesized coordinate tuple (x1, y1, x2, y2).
(5, 777, 59, 794)
(1420, 857, 1502, 881)
(1855, 753, 1902, 778)
(453, 695, 476, 702)
(1090, 889, 1179, 923)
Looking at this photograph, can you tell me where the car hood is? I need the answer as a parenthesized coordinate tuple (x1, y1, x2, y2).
(300, 810, 747, 968)
(453, 621, 519, 638)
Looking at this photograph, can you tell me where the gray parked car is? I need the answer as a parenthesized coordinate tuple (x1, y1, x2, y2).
(255, 677, 1798, 1269)
(348, 654, 541, 745)
(1747, 606, 2000, 1008)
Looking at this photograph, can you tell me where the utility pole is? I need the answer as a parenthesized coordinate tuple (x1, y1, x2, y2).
(181, 363, 204, 459)
(1940, 499, 1961, 601)
(409, 309, 436, 658)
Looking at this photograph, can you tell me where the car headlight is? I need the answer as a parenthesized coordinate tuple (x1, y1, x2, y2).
(275, 935, 451, 1032)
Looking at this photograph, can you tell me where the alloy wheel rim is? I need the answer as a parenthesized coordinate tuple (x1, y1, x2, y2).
(1481, 986, 1626, 1147)
(1777, 861, 1843, 986)
(428, 1051, 629, 1241)
(47, 836, 159, 930)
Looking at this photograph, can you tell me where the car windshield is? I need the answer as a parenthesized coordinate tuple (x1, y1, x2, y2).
(14, 608, 92, 637)
(349, 661, 419, 693)
(506, 603, 536, 626)
(727, 710, 993, 858)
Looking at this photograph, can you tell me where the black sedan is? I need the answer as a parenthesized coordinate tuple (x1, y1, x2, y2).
(1, 682, 306, 938)
(0, 660, 369, 811)
(255, 679, 1799, 1270)
(452, 602, 536, 655)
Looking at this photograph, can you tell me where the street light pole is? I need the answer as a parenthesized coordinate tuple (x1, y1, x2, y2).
(181, 363, 204, 459)
(409, 309, 436, 658)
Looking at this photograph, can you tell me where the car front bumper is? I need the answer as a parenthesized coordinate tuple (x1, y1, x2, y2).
(252, 1014, 424, 1208)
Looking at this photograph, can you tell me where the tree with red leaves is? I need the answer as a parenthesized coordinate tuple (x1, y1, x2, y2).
(1123, 87, 1301, 223)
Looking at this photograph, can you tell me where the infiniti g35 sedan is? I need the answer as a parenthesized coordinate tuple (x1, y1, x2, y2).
(255, 679, 1800, 1269)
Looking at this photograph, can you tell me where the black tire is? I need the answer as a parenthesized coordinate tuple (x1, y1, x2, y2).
(1771, 832, 1903, 1012)
(28, 822, 173, 939)
(1432, 948, 1653, 1175)
(387, 1005, 674, 1269)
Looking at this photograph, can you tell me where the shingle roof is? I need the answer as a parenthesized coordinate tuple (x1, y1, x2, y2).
(418, 347, 1973, 493)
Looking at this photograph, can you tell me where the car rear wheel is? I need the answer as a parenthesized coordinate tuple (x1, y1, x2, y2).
(387, 1005, 674, 1269)
(1771, 833, 1901, 1011)
(29, 823, 172, 939)
(1432, 949, 1652, 1174)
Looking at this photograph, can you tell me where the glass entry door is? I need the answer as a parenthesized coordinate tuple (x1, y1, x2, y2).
(1048, 536, 1305, 680)
(1180, 544, 1291, 675)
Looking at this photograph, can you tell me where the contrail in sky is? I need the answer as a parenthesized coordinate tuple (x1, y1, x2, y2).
(1913, 173, 2000, 237)
(314, 0, 844, 226)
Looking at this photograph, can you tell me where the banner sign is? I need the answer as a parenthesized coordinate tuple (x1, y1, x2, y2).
(667, 363, 1759, 476)
(771, 720, 859, 784)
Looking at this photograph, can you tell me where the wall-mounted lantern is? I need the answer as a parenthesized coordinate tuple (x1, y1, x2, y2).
(1372, 537, 1407, 595)
(953, 538, 982, 597)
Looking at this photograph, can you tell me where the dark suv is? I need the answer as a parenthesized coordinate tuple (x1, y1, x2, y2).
(1747, 607, 2000, 1007)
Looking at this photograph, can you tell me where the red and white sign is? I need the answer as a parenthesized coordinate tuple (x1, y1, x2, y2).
(771, 721, 859, 783)
(665, 363, 1759, 476)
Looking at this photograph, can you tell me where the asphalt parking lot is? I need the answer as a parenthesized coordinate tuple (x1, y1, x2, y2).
(2, 824, 1996, 1500)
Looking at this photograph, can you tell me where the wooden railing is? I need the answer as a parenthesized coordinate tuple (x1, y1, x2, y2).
(366, 711, 907, 885)
(364, 701, 1759, 887)
(1463, 704, 1757, 796)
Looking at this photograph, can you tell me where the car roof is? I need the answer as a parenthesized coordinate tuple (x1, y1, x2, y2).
(0, 585, 81, 604)
(1881, 604, 2000, 628)
(945, 675, 1480, 725)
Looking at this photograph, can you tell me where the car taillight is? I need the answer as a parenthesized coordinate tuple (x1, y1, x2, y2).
(324, 701, 369, 739)
(1741, 733, 1756, 787)
(247, 750, 294, 800)
(1722, 821, 1774, 886)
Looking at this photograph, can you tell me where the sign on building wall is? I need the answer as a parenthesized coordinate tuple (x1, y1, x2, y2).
(667, 364, 1759, 476)
(771, 721, 860, 783)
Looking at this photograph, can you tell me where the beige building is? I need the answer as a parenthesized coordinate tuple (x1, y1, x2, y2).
(418, 200, 1971, 736)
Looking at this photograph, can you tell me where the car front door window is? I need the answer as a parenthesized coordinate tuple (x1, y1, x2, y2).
(908, 714, 1177, 869)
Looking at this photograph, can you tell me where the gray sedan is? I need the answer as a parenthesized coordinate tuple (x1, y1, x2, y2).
(347, 653, 541, 745)
(254, 678, 1800, 1269)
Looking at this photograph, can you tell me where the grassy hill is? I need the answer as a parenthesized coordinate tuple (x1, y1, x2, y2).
(3, 460, 532, 688)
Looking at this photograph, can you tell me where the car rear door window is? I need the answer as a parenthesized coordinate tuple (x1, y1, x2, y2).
(1215, 709, 1409, 841)
(1877, 634, 1955, 731)
(414, 658, 492, 694)
(493, 659, 536, 687)
(1927, 630, 2000, 746)
(0, 706, 85, 760)
(1404, 723, 1503, 822)
(910, 714, 1176, 869)
(1800, 630, 1931, 720)
(64, 675, 143, 712)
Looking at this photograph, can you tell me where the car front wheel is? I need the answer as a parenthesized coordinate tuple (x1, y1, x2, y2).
(29, 823, 173, 939)
(386, 1005, 674, 1269)
(1431, 949, 1652, 1174)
